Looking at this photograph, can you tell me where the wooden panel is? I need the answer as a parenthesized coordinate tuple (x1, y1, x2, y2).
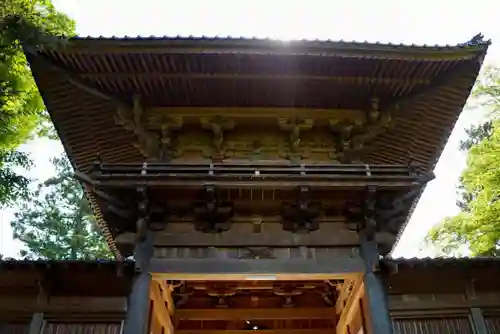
(0, 297, 127, 314)
(154, 246, 359, 260)
(0, 324, 28, 334)
(485, 315, 500, 334)
(43, 322, 123, 334)
(388, 293, 500, 311)
(392, 317, 473, 334)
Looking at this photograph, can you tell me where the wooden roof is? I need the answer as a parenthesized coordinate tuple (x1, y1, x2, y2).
(0, 260, 135, 296)
(26, 36, 489, 172)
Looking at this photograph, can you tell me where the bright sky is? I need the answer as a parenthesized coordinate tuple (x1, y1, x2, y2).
(1, 0, 499, 258)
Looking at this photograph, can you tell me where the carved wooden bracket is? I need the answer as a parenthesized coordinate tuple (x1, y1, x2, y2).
(329, 98, 393, 163)
(200, 116, 235, 161)
(193, 185, 234, 233)
(207, 290, 236, 308)
(273, 288, 302, 308)
(277, 117, 314, 162)
(115, 95, 184, 161)
(281, 186, 321, 233)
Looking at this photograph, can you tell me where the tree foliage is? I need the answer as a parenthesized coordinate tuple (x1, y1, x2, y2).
(10, 155, 113, 260)
(428, 67, 500, 256)
(0, 0, 74, 206)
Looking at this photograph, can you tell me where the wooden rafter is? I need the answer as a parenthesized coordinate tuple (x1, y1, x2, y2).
(80, 72, 431, 85)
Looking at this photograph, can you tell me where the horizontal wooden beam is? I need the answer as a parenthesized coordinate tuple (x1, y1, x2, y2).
(389, 294, 500, 311)
(95, 178, 417, 189)
(115, 230, 361, 247)
(150, 107, 366, 120)
(0, 296, 127, 314)
(149, 258, 365, 277)
(175, 307, 335, 320)
(177, 330, 333, 334)
(81, 72, 430, 85)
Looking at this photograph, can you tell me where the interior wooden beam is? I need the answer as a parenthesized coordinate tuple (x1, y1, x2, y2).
(336, 275, 365, 333)
(175, 308, 335, 321)
(176, 330, 333, 334)
(0, 296, 126, 313)
(150, 280, 174, 334)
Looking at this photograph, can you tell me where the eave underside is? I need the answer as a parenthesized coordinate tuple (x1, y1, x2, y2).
(26, 38, 488, 259)
(28, 39, 486, 172)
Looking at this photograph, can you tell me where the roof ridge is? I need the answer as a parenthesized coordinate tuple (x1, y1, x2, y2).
(68, 34, 491, 49)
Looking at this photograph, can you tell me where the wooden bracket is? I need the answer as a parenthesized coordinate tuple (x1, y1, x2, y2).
(277, 117, 314, 162)
(281, 186, 321, 233)
(200, 116, 235, 161)
(193, 185, 234, 233)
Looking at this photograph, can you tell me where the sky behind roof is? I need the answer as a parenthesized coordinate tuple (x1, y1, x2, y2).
(1, 0, 499, 258)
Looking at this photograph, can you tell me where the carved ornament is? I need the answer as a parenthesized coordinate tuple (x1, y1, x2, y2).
(200, 116, 235, 161)
(329, 98, 393, 163)
(277, 117, 314, 162)
(115, 95, 183, 161)
(193, 186, 234, 233)
(281, 186, 322, 233)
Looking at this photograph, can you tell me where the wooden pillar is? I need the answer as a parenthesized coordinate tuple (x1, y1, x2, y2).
(360, 234, 393, 334)
(122, 231, 154, 334)
(471, 308, 488, 334)
(28, 313, 44, 334)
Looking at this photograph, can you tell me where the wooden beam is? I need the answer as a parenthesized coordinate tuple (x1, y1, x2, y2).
(80, 72, 431, 85)
(176, 330, 333, 334)
(389, 296, 500, 311)
(150, 107, 366, 120)
(95, 178, 417, 189)
(0, 296, 126, 313)
(175, 308, 335, 321)
(154, 272, 359, 281)
(336, 276, 364, 333)
(149, 281, 174, 334)
(116, 230, 361, 247)
(149, 258, 365, 277)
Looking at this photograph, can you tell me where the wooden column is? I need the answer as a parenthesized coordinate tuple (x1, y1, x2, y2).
(471, 308, 488, 334)
(28, 313, 44, 334)
(360, 234, 393, 334)
(122, 231, 154, 334)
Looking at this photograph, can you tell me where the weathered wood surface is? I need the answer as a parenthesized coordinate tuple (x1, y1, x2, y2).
(176, 330, 333, 334)
(175, 308, 335, 321)
(150, 257, 365, 277)
(0, 296, 126, 313)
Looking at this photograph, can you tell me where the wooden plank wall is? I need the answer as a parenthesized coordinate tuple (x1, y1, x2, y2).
(387, 285, 500, 333)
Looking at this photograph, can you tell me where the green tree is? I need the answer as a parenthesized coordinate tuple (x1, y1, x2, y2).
(0, 0, 74, 206)
(427, 67, 500, 256)
(10, 155, 113, 260)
